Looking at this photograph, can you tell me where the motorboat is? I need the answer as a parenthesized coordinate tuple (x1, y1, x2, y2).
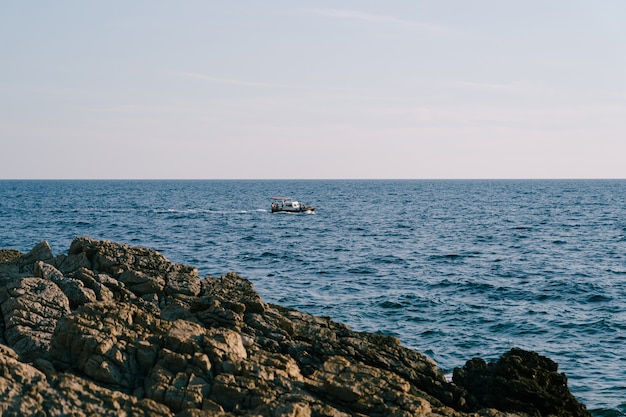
(271, 197, 315, 214)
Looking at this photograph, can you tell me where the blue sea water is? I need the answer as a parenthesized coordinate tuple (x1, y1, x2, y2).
(1, 179, 625, 415)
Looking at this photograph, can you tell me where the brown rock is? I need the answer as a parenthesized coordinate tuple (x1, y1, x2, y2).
(453, 348, 591, 417)
(49, 302, 164, 389)
(0, 277, 70, 360)
(0, 344, 173, 416)
(34, 261, 97, 308)
(0, 249, 21, 264)
(0, 238, 589, 417)
(119, 269, 166, 295)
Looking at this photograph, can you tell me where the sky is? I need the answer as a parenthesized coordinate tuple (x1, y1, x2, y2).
(1, 1, 625, 179)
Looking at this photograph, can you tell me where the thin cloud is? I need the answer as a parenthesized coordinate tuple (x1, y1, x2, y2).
(302, 8, 413, 25)
(300, 8, 453, 34)
(179, 72, 288, 88)
(177, 72, 355, 92)
(451, 80, 545, 95)
(453, 81, 626, 104)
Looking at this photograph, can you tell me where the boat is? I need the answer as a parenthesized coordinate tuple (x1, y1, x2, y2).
(271, 197, 315, 214)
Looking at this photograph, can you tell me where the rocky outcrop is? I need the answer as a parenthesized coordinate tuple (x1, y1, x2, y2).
(0, 249, 21, 264)
(0, 237, 591, 417)
(452, 348, 590, 417)
(0, 343, 171, 416)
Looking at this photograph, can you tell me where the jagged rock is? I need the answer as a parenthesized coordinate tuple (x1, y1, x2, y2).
(68, 267, 116, 302)
(0, 277, 70, 361)
(56, 250, 91, 274)
(307, 355, 432, 416)
(18, 241, 55, 273)
(120, 269, 166, 295)
(50, 301, 165, 388)
(67, 237, 175, 277)
(453, 348, 591, 417)
(190, 273, 268, 333)
(65, 237, 202, 305)
(0, 249, 21, 264)
(165, 264, 201, 297)
(34, 261, 97, 308)
(0, 237, 589, 417)
(0, 344, 172, 416)
(146, 319, 215, 412)
(0, 242, 62, 283)
(201, 272, 266, 314)
(0, 242, 56, 281)
(34, 260, 65, 281)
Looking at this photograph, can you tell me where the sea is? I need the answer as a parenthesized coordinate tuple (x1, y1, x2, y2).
(0, 179, 624, 415)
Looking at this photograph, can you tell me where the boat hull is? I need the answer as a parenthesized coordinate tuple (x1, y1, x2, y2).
(271, 207, 315, 214)
(271, 197, 315, 214)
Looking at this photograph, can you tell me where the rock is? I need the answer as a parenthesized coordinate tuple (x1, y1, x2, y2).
(274, 402, 312, 417)
(0, 237, 589, 417)
(307, 355, 433, 416)
(119, 269, 166, 295)
(49, 301, 165, 389)
(165, 264, 201, 297)
(34, 261, 97, 308)
(68, 267, 116, 302)
(201, 272, 266, 314)
(0, 249, 21, 264)
(67, 237, 174, 278)
(64, 237, 202, 306)
(0, 277, 70, 361)
(19, 241, 55, 271)
(56, 250, 92, 274)
(34, 260, 65, 281)
(0, 241, 55, 281)
(0, 344, 49, 415)
(453, 348, 591, 417)
(0, 343, 173, 416)
(190, 272, 267, 332)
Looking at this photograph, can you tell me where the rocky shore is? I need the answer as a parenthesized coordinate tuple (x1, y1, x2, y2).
(0, 237, 590, 417)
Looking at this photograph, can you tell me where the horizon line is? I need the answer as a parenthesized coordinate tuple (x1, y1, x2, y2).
(1, 178, 624, 181)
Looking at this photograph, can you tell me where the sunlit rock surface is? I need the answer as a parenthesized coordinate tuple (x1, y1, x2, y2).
(0, 238, 590, 417)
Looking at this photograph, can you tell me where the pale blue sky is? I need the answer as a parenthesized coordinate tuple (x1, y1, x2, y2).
(1, 1, 625, 179)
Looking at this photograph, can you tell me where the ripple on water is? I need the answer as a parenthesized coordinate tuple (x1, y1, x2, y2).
(2, 179, 626, 414)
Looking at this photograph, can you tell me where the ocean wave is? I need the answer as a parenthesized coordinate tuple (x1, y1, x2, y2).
(153, 208, 268, 215)
(3, 179, 626, 414)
